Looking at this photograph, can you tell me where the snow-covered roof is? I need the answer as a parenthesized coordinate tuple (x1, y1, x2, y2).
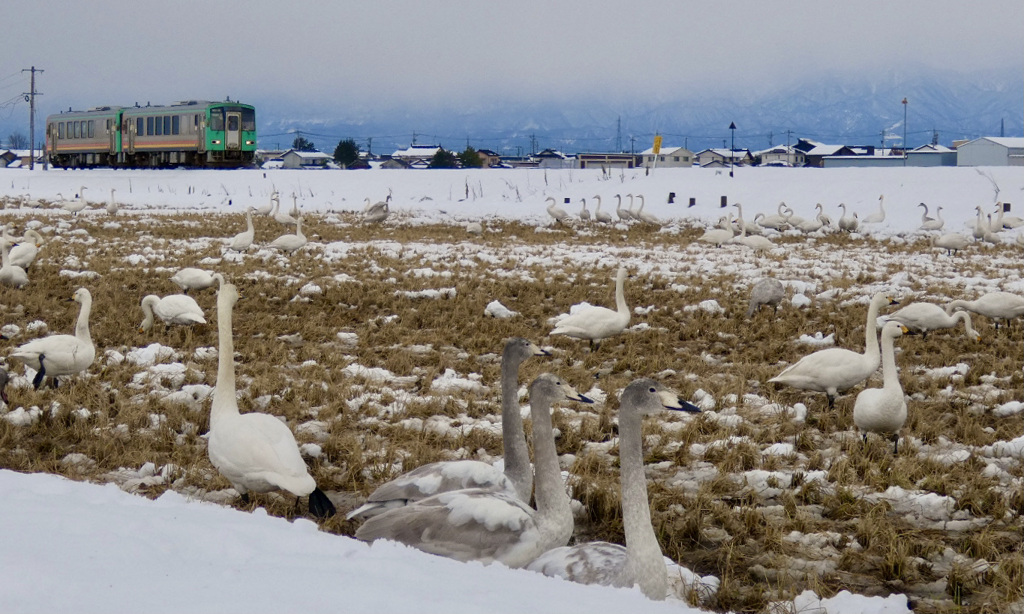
(285, 150, 331, 159)
(392, 145, 441, 158)
(806, 144, 846, 156)
(970, 137, 1024, 148)
(640, 146, 689, 155)
(911, 144, 954, 153)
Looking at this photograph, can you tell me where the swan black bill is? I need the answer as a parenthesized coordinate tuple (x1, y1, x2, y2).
(669, 400, 702, 413)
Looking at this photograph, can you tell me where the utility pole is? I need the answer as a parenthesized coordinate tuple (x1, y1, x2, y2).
(616, 116, 622, 152)
(367, 137, 372, 158)
(22, 66, 43, 170)
(768, 130, 773, 147)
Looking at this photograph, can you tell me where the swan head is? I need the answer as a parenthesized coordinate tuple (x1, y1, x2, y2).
(217, 282, 240, 309)
(504, 337, 550, 363)
(620, 378, 701, 417)
(529, 373, 593, 406)
(880, 321, 910, 340)
(71, 287, 91, 305)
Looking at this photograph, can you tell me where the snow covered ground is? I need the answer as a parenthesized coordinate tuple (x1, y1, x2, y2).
(1, 165, 1021, 613)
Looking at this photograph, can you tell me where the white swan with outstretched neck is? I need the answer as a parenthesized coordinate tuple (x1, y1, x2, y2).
(227, 207, 255, 252)
(854, 322, 910, 453)
(354, 374, 592, 567)
(206, 281, 336, 520)
(550, 266, 630, 350)
(527, 379, 700, 600)
(345, 338, 548, 520)
(10, 288, 95, 389)
(769, 292, 897, 409)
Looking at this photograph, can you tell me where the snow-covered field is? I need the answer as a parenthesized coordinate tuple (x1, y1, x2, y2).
(1, 165, 1022, 613)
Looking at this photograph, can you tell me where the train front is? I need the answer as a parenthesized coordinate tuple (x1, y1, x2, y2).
(206, 103, 257, 166)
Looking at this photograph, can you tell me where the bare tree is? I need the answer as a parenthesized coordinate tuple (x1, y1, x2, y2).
(6, 132, 28, 149)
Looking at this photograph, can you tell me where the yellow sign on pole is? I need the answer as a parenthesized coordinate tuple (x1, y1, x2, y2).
(652, 135, 662, 155)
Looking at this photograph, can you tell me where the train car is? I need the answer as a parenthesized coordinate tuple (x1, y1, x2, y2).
(45, 100, 256, 168)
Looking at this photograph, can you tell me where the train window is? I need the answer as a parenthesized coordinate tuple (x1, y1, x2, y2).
(209, 108, 224, 131)
(172, 115, 180, 135)
(163, 116, 171, 135)
(73, 121, 80, 139)
(241, 108, 255, 131)
(147, 116, 154, 136)
(155, 116, 163, 136)
(228, 115, 239, 131)
(137, 117, 144, 135)
(88, 120, 95, 138)
(58, 123, 64, 139)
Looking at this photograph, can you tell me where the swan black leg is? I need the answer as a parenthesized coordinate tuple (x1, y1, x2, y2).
(891, 433, 899, 454)
(32, 355, 46, 390)
(826, 394, 836, 410)
(308, 487, 337, 520)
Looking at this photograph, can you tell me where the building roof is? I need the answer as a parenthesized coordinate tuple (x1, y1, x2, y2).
(639, 146, 690, 155)
(805, 144, 847, 156)
(966, 137, 1024, 148)
(392, 145, 441, 158)
(284, 150, 331, 159)
(910, 144, 954, 153)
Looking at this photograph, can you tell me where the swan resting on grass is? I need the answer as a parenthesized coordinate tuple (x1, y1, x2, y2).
(853, 321, 911, 453)
(769, 292, 897, 409)
(354, 374, 592, 567)
(526, 379, 700, 600)
(170, 268, 218, 294)
(139, 294, 206, 332)
(10, 288, 95, 389)
(550, 266, 630, 350)
(346, 338, 549, 520)
(207, 281, 336, 520)
(882, 302, 980, 341)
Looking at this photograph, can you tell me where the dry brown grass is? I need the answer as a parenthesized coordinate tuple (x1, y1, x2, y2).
(1, 207, 1022, 612)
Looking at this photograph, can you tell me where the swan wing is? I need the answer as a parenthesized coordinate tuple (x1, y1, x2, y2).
(770, 348, 874, 392)
(526, 542, 629, 587)
(208, 413, 315, 496)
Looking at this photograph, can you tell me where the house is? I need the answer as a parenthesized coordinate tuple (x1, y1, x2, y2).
(533, 148, 574, 169)
(390, 145, 441, 164)
(754, 145, 805, 167)
(695, 148, 753, 168)
(476, 149, 502, 167)
(956, 137, 1024, 166)
(639, 146, 693, 169)
(907, 143, 957, 167)
(802, 144, 858, 168)
(281, 149, 333, 169)
(577, 152, 638, 169)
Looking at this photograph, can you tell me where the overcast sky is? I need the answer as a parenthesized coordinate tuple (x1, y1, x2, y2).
(2, 0, 1021, 124)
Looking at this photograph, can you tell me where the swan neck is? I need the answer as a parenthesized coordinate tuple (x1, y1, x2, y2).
(212, 295, 239, 422)
(140, 297, 156, 331)
(864, 298, 885, 357)
(618, 409, 667, 599)
(530, 394, 571, 530)
(615, 271, 629, 316)
(880, 331, 900, 389)
(75, 295, 93, 342)
(500, 357, 532, 500)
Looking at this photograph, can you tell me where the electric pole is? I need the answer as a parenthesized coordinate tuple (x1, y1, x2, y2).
(22, 66, 43, 170)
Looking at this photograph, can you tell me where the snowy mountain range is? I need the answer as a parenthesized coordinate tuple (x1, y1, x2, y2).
(258, 67, 1022, 156)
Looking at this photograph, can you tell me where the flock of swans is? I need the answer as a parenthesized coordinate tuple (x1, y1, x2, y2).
(547, 194, 662, 227)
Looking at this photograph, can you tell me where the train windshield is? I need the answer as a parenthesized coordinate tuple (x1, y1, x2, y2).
(241, 108, 255, 131)
(209, 108, 224, 131)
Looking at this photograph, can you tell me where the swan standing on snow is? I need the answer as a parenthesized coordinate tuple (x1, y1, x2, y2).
(10, 288, 95, 389)
(698, 214, 736, 247)
(883, 302, 980, 341)
(769, 292, 898, 409)
(272, 195, 299, 226)
(363, 195, 391, 224)
(732, 217, 776, 255)
(106, 188, 119, 215)
(207, 281, 336, 520)
(355, 374, 592, 566)
(756, 202, 790, 231)
(615, 194, 633, 222)
(545, 197, 569, 225)
(527, 379, 701, 600)
(747, 278, 785, 317)
(837, 203, 859, 233)
(945, 291, 1024, 329)
(346, 338, 548, 520)
(550, 266, 630, 350)
(170, 268, 218, 294)
(268, 215, 307, 254)
(577, 198, 591, 222)
(853, 322, 910, 454)
(0, 241, 29, 288)
(919, 205, 944, 231)
(61, 186, 90, 215)
(254, 190, 277, 216)
(593, 195, 612, 224)
(138, 294, 207, 332)
(227, 207, 255, 252)
(862, 194, 886, 224)
(993, 202, 1024, 230)
(633, 195, 662, 225)
(934, 232, 969, 256)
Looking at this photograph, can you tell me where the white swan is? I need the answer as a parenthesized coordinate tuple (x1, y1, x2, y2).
(10, 288, 95, 389)
(61, 186, 89, 215)
(615, 194, 633, 222)
(756, 202, 790, 231)
(837, 203, 859, 233)
(747, 278, 785, 317)
(920, 205, 944, 231)
(272, 195, 299, 226)
(796, 205, 824, 233)
(268, 215, 307, 254)
(862, 194, 886, 224)
(732, 218, 776, 255)
(254, 190, 277, 216)
(354, 373, 592, 567)
(698, 215, 736, 247)
(345, 338, 548, 521)
(577, 198, 591, 222)
(732, 204, 762, 235)
(853, 322, 910, 454)
(550, 266, 630, 350)
(526, 379, 701, 600)
(972, 206, 990, 240)
(170, 268, 218, 294)
(945, 292, 1024, 329)
(206, 281, 336, 520)
(0, 241, 29, 288)
(634, 195, 662, 225)
(593, 195, 612, 224)
(227, 207, 255, 252)
(364, 195, 391, 224)
(106, 188, 119, 215)
(883, 302, 980, 341)
(769, 292, 897, 409)
(545, 197, 569, 225)
(934, 232, 969, 256)
(783, 205, 805, 228)
(815, 203, 833, 228)
(139, 294, 206, 332)
(993, 202, 1024, 230)
(465, 221, 484, 234)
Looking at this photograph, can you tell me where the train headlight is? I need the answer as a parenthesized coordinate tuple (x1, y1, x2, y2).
(211, 139, 221, 145)
(245, 140, 254, 145)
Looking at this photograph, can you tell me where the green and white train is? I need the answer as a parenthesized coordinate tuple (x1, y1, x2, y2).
(45, 100, 256, 168)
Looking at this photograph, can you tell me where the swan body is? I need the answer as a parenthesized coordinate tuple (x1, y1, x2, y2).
(545, 197, 569, 224)
(268, 216, 307, 254)
(61, 186, 89, 215)
(838, 203, 859, 233)
(862, 194, 886, 224)
(227, 208, 255, 252)
(346, 338, 548, 520)
(972, 206, 990, 240)
(815, 203, 833, 228)
(883, 302, 979, 341)
(945, 292, 1024, 329)
(578, 198, 591, 222)
(593, 195, 612, 224)
(254, 191, 277, 216)
(747, 278, 785, 317)
(364, 196, 391, 224)
(769, 292, 897, 409)
(139, 294, 206, 331)
(698, 215, 735, 247)
(526, 379, 701, 600)
(170, 268, 218, 294)
(354, 374, 592, 567)
(934, 232, 969, 256)
(733, 204, 763, 235)
(796, 214, 823, 233)
(0, 241, 29, 288)
(106, 188, 119, 215)
(732, 221, 775, 255)
(634, 195, 661, 225)
(10, 288, 95, 389)
(853, 322, 909, 453)
(756, 203, 790, 230)
(994, 202, 1024, 229)
(207, 281, 335, 519)
(550, 266, 630, 350)
(9, 229, 43, 268)
(615, 195, 633, 222)
(272, 196, 298, 226)
(465, 221, 483, 234)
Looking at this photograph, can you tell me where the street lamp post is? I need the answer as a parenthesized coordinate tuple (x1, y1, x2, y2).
(902, 98, 908, 166)
(729, 122, 736, 177)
